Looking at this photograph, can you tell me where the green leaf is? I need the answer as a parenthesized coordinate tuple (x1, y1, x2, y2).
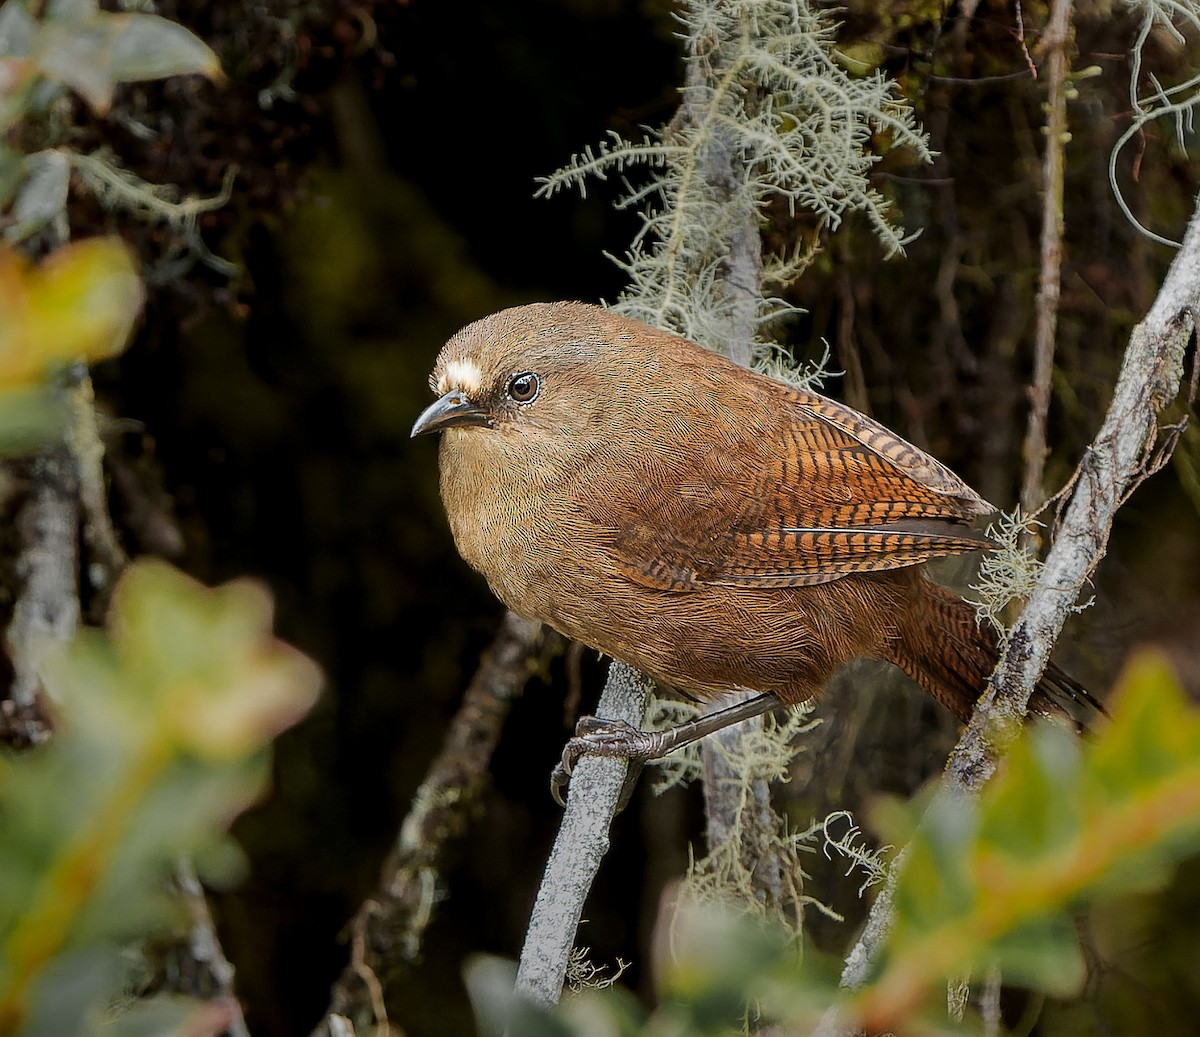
(18, 948, 126, 1037)
(0, 385, 63, 454)
(988, 915, 1085, 996)
(104, 560, 323, 760)
(0, 59, 37, 135)
(0, 560, 320, 1033)
(975, 722, 1084, 865)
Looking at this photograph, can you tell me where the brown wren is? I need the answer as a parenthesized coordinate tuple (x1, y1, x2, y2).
(412, 302, 1095, 792)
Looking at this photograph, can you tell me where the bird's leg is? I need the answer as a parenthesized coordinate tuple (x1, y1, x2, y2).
(551, 691, 785, 807)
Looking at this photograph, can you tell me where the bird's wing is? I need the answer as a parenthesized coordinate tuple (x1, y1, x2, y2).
(599, 385, 994, 591)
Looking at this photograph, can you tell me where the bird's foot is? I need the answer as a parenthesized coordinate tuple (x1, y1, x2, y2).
(549, 694, 785, 807)
(550, 716, 666, 808)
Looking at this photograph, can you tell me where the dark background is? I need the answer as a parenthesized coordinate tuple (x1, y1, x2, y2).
(79, 1, 1200, 1034)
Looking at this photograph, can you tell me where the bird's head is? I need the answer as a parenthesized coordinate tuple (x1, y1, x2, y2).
(411, 301, 653, 442)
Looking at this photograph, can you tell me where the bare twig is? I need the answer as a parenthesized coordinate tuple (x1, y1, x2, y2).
(66, 375, 128, 592)
(836, 844, 907, 998)
(1021, 0, 1074, 516)
(513, 661, 654, 1008)
(701, 702, 788, 909)
(317, 610, 547, 1034)
(980, 961, 1003, 1037)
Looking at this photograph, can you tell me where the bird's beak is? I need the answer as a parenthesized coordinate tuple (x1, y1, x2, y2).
(411, 389, 493, 437)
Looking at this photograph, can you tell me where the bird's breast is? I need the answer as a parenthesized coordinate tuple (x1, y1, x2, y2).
(438, 430, 604, 619)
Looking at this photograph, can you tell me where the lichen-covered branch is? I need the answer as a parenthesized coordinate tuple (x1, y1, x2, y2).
(953, 191, 1200, 789)
(519, 0, 931, 1010)
(538, 0, 928, 357)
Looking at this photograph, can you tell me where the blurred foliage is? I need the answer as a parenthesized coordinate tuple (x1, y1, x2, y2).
(0, 235, 140, 381)
(467, 653, 1200, 1036)
(0, 0, 223, 263)
(0, 0, 220, 120)
(0, 0, 218, 443)
(0, 237, 141, 448)
(860, 652, 1200, 1029)
(0, 559, 320, 1036)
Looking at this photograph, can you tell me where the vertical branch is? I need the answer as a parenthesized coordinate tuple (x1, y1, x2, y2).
(1020, 0, 1074, 515)
(514, 662, 654, 1007)
(676, 22, 790, 904)
(522, 0, 931, 1016)
(66, 375, 128, 591)
(174, 859, 252, 1037)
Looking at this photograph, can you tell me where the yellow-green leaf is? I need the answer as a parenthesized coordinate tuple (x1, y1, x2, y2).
(0, 237, 143, 389)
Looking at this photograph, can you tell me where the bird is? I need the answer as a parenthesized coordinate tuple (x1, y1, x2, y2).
(411, 301, 1098, 792)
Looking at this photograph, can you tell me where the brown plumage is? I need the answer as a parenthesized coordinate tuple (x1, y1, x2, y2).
(412, 301, 1091, 741)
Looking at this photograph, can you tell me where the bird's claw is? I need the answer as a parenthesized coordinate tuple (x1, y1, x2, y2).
(550, 716, 656, 808)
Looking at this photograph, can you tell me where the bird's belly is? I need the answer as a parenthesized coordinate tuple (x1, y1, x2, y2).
(514, 569, 905, 706)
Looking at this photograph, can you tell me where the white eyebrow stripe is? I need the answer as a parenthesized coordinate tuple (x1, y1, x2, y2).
(438, 358, 483, 395)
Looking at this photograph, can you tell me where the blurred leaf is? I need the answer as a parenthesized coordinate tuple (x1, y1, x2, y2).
(105, 560, 324, 760)
(0, 237, 142, 391)
(0, 560, 321, 1034)
(107, 13, 222, 85)
(99, 993, 236, 1037)
(987, 914, 1085, 996)
(0, 6, 36, 59)
(34, 11, 220, 114)
(856, 652, 1200, 1031)
(976, 723, 1084, 862)
(16, 948, 125, 1037)
(0, 385, 63, 452)
(0, 57, 37, 135)
(0, 141, 27, 208)
(45, 0, 99, 18)
(464, 956, 573, 1037)
(5, 149, 69, 243)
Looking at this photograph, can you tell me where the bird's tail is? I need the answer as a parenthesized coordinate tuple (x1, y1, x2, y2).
(884, 576, 1105, 727)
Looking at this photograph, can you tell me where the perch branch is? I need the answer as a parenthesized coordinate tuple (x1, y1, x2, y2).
(513, 661, 654, 1008)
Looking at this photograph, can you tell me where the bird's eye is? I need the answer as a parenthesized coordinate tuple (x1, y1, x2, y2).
(507, 371, 541, 404)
